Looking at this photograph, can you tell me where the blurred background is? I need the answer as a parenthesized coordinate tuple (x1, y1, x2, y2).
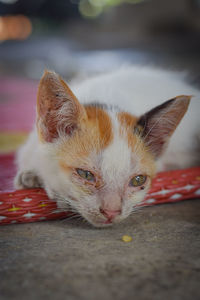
(0, 3, 200, 299)
(0, 0, 200, 81)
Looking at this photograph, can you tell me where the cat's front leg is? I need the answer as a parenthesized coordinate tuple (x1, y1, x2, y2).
(14, 171, 43, 189)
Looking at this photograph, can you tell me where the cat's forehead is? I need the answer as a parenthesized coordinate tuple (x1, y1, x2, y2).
(58, 105, 154, 177)
(84, 104, 113, 149)
(100, 126, 134, 185)
(96, 110, 150, 184)
(84, 104, 139, 148)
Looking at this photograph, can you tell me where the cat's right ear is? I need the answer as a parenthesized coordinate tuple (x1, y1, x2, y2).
(37, 70, 86, 143)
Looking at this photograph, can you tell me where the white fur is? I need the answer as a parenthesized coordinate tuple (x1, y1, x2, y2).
(101, 112, 132, 186)
(15, 66, 200, 226)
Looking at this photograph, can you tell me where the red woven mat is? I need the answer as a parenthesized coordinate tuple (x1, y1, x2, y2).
(0, 153, 200, 225)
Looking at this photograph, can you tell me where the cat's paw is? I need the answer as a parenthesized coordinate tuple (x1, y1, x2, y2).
(14, 171, 43, 189)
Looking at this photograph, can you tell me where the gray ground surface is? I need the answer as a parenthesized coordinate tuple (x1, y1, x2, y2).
(1, 200, 200, 300)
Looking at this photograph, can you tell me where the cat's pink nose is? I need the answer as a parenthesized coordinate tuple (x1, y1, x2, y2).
(100, 208, 121, 220)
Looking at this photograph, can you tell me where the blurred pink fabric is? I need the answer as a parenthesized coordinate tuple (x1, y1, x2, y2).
(0, 77, 37, 131)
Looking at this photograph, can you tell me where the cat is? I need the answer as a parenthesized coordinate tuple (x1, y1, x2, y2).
(14, 66, 200, 227)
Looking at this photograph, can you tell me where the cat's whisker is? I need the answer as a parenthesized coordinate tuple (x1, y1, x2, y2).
(60, 213, 82, 224)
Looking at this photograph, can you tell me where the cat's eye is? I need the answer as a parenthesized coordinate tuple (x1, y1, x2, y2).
(130, 175, 147, 187)
(76, 169, 95, 182)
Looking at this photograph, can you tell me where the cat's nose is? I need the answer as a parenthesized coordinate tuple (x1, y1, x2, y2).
(100, 208, 121, 220)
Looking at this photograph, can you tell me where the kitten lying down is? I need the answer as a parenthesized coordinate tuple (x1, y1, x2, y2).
(14, 66, 200, 227)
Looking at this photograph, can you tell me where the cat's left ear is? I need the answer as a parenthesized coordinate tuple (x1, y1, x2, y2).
(135, 95, 191, 158)
(37, 70, 86, 142)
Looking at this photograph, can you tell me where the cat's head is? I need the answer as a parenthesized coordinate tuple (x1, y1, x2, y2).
(36, 70, 190, 227)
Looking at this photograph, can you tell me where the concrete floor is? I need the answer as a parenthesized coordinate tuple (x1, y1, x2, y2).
(1, 200, 200, 300)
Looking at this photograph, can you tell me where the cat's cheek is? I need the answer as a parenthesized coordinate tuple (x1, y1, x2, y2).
(124, 180, 151, 208)
(71, 174, 97, 195)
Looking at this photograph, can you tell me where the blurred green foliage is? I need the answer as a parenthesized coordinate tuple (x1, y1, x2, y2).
(78, 0, 144, 18)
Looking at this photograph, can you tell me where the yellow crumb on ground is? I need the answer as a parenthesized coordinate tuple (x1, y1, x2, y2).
(122, 235, 132, 242)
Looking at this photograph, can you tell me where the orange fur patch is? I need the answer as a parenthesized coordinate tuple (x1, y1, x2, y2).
(84, 106, 113, 149)
(58, 106, 113, 171)
(118, 112, 138, 129)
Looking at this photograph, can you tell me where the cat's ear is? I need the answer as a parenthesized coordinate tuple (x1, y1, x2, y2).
(135, 95, 191, 158)
(37, 70, 86, 142)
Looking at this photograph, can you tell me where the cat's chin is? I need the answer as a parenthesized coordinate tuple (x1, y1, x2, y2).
(84, 216, 123, 228)
(88, 220, 114, 228)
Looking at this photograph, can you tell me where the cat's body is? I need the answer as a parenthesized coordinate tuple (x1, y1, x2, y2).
(15, 66, 200, 227)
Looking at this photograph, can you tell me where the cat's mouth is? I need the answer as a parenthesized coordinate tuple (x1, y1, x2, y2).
(83, 213, 122, 227)
(89, 219, 114, 227)
(103, 219, 113, 225)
